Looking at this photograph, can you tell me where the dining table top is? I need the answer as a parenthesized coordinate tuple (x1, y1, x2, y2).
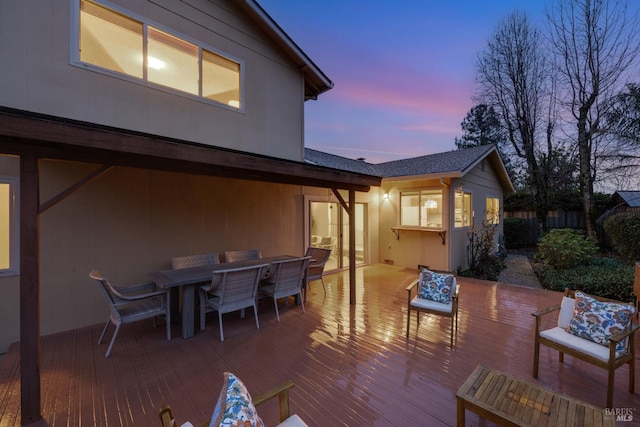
(150, 255, 296, 289)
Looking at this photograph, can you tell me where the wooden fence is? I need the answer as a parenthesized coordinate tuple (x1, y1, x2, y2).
(506, 207, 640, 247)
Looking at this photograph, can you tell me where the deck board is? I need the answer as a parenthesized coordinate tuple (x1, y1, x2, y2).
(0, 264, 637, 426)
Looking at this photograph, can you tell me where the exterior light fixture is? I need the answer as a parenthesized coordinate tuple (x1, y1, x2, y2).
(383, 192, 389, 200)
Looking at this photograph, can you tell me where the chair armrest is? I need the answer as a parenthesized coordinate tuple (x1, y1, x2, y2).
(112, 283, 166, 300)
(253, 380, 295, 423)
(406, 279, 419, 303)
(531, 304, 561, 318)
(610, 323, 640, 344)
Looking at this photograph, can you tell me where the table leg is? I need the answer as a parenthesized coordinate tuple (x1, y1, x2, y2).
(181, 284, 195, 339)
(456, 397, 465, 427)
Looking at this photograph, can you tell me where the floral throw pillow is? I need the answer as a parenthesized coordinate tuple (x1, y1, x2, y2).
(418, 268, 455, 303)
(210, 372, 264, 427)
(565, 291, 635, 356)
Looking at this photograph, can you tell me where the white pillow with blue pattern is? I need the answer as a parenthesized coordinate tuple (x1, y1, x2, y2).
(565, 291, 635, 356)
(210, 372, 264, 427)
(418, 268, 455, 303)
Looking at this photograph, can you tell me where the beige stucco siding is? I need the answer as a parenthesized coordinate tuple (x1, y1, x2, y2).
(0, 0, 305, 161)
(0, 157, 314, 352)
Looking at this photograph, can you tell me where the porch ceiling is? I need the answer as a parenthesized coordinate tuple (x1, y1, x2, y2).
(0, 108, 380, 192)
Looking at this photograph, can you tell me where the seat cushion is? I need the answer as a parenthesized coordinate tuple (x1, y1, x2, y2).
(565, 291, 634, 355)
(277, 414, 308, 427)
(410, 295, 453, 314)
(540, 327, 621, 362)
(210, 372, 264, 427)
(417, 269, 455, 303)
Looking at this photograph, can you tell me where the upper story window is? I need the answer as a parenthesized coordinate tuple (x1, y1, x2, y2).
(400, 189, 443, 229)
(454, 190, 472, 228)
(76, 0, 243, 109)
(486, 196, 500, 225)
(0, 177, 19, 277)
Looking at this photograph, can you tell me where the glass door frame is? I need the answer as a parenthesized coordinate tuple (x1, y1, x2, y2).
(304, 195, 367, 272)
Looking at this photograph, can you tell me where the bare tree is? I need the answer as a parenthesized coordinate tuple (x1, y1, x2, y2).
(546, 0, 640, 238)
(476, 11, 552, 232)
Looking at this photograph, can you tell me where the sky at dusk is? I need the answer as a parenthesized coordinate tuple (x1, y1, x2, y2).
(257, 1, 553, 163)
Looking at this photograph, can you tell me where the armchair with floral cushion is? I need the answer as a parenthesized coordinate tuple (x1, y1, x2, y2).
(159, 373, 306, 427)
(532, 288, 638, 408)
(406, 267, 459, 346)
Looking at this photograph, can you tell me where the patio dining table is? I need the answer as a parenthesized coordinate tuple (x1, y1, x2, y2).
(150, 255, 295, 339)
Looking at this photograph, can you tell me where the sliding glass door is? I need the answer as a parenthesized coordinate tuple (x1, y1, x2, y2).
(307, 198, 366, 271)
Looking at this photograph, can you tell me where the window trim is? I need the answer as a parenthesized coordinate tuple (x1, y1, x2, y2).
(398, 188, 444, 230)
(70, 0, 245, 112)
(0, 176, 19, 277)
(454, 190, 472, 229)
(486, 196, 500, 225)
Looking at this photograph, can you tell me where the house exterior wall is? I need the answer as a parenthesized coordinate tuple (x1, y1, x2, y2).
(377, 158, 505, 272)
(449, 160, 505, 271)
(0, 0, 305, 161)
(0, 156, 317, 353)
(378, 179, 450, 271)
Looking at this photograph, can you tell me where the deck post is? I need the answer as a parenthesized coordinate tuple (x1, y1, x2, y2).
(20, 152, 41, 423)
(349, 189, 356, 305)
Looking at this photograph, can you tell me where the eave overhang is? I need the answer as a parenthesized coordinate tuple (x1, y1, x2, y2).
(0, 108, 379, 192)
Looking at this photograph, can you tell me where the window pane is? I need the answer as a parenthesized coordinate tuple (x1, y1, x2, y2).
(147, 27, 198, 95)
(486, 197, 500, 225)
(203, 50, 241, 108)
(400, 192, 419, 226)
(455, 191, 471, 228)
(421, 190, 442, 228)
(80, 0, 143, 77)
(0, 183, 10, 270)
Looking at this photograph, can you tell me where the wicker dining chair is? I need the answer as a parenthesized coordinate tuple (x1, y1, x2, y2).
(171, 253, 220, 269)
(199, 264, 268, 341)
(304, 247, 332, 297)
(259, 256, 311, 321)
(224, 249, 262, 263)
(89, 270, 171, 357)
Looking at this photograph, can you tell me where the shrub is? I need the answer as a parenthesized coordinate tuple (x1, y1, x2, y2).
(537, 257, 634, 302)
(503, 217, 529, 248)
(603, 212, 640, 262)
(536, 228, 597, 269)
(462, 219, 506, 281)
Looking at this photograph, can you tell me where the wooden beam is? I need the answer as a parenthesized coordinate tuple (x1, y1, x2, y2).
(39, 165, 112, 214)
(20, 152, 41, 423)
(348, 190, 356, 305)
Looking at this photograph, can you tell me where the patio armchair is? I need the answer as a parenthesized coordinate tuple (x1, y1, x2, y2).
(199, 264, 268, 341)
(158, 376, 305, 427)
(224, 249, 262, 263)
(532, 288, 638, 408)
(89, 270, 171, 358)
(259, 256, 311, 321)
(304, 246, 332, 298)
(171, 253, 220, 269)
(406, 268, 459, 347)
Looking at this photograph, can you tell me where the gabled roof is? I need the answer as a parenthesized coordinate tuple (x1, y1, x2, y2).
(305, 148, 382, 177)
(238, 1, 333, 100)
(305, 144, 515, 193)
(614, 191, 640, 207)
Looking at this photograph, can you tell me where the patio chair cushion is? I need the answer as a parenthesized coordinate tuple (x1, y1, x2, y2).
(417, 268, 455, 303)
(210, 372, 264, 427)
(539, 327, 620, 362)
(565, 291, 635, 355)
(410, 295, 453, 313)
(557, 296, 576, 329)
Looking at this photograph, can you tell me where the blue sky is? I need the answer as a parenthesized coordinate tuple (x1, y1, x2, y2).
(258, 1, 551, 163)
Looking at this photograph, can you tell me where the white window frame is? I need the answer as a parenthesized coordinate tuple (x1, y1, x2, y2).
(70, 0, 245, 111)
(0, 176, 19, 277)
(399, 189, 444, 230)
(486, 196, 500, 225)
(454, 190, 472, 228)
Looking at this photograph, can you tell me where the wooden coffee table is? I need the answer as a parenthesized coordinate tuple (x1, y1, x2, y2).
(456, 365, 614, 426)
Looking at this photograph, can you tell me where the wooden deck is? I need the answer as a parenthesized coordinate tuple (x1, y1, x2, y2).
(0, 264, 637, 426)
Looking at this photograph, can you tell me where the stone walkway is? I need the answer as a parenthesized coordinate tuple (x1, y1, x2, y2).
(498, 254, 542, 288)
